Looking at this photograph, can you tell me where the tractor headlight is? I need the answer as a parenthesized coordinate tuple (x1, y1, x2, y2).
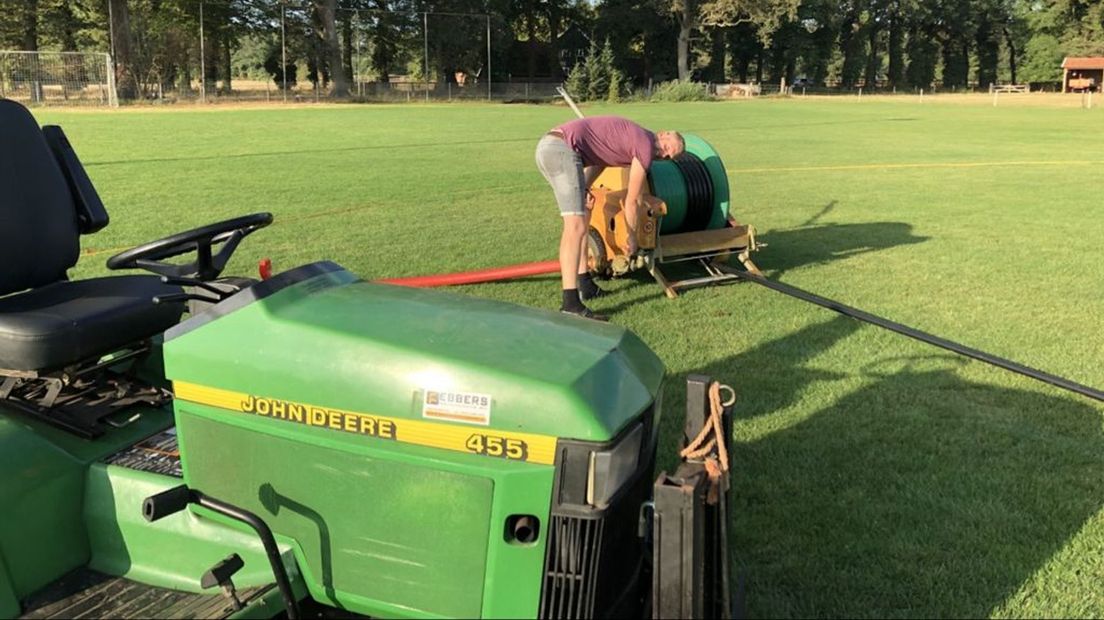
(586, 422, 644, 509)
(548, 400, 658, 514)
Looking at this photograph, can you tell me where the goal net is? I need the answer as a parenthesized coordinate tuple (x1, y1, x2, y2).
(0, 51, 117, 107)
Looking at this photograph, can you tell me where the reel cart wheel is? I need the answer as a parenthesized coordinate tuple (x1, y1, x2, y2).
(586, 226, 611, 277)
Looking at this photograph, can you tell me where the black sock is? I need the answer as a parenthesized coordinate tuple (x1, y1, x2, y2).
(561, 288, 586, 311)
(577, 272, 599, 295)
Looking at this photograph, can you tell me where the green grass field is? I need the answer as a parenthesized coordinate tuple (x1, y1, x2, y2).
(35, 97, 1104, 618)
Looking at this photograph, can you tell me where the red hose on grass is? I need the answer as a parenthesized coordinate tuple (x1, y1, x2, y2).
(379, 260, 560, 288)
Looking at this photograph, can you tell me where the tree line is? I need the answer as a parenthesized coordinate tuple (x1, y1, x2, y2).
(2, 0, 1101, 99)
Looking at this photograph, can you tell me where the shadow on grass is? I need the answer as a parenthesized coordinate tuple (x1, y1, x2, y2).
(679, 315, 1104, 617)
(759, 221, 929, 278)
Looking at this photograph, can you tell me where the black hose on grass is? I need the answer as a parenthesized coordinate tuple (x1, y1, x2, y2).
(729, 269, 1104, 404)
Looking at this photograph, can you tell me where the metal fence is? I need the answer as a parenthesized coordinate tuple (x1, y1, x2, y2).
(0, 51, 116, 106)
(129, 79, 564, 105)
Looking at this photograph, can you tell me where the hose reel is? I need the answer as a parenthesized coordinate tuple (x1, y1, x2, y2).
(647, 133, 732, 234)
(587, 133, 760, 298)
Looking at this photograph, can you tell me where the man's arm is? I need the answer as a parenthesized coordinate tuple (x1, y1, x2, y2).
(622, 158, 647, 254)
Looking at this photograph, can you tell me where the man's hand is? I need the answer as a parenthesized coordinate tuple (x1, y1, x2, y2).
(586, 190, 596, 211)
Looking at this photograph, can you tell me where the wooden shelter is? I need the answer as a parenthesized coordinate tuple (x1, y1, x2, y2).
(1062, 57, 1104, 93)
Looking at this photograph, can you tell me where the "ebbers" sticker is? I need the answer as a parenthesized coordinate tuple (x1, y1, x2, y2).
(421, 389, 492, 426)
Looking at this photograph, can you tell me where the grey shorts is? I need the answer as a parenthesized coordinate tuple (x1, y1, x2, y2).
(535, 135, 587, 217)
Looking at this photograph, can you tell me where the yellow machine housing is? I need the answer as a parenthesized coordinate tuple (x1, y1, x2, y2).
(586, 166, 760, 298)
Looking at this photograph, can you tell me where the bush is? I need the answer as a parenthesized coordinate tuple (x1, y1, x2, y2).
(564, 62, 588, 102)
(562, 37, 625, 102)
(584, 43, 607, 101)
(607, 70, 622, 103)
(649, 80, 713, 102)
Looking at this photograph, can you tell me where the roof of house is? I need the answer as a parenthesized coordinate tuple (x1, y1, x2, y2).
(1062, 57, 1104, 70)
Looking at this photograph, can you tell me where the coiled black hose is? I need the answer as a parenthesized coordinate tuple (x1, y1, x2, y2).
(674, 153, 715, 231)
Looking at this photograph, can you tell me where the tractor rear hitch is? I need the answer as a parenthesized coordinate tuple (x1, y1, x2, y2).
(652, 375, 735, 620)
(143, 485, 301, 619)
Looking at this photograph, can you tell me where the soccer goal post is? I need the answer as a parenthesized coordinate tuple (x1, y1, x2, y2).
(0, 51, 117, 107)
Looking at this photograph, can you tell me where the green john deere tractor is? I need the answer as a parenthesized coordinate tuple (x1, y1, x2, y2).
(0, 99, 731, 619)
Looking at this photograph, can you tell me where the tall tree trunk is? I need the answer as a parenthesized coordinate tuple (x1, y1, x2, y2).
(57, 0, 82, 98)
(108, 0, 137, 99)
(314, 0, 347, 96)
(525, 7, 537, 80)
(707, 27, 725, 82)
(839, 13, 863, 88)
(864, 22, 880, 88)
(677, 0, 694, 82)
(22, 0, 41, 102)
(202, 29, 214, 94)
(962, 41, 970, 88)
(58, 0, 78, 51)
(941, 38, 969, 88)
(975, 16, 998, 88)
(21, 0, 38, 51)
(547, 3, 562, 79)
(371, 1, 393, 84)
(178, 49, 192, 94)
(342, 12, 354, 85)
(887, 3, 904, 88)
(769, 42, 785, 82)
(1003, 26, 1017, 85)
(755, 47, 764, 83)
(220, 31, 232, 94)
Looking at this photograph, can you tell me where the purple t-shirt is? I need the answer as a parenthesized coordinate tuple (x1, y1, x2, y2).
(556, 116, 655, 169)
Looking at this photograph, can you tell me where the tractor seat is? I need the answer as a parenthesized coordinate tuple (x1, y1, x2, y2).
(0, 98, 185, 374)
(0, 277, 184, 372)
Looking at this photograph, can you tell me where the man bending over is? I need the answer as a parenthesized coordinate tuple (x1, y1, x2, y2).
(535, 116, 684, 320)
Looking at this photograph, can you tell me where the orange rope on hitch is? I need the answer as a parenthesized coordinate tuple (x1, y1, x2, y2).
(679, 381, 734, 504)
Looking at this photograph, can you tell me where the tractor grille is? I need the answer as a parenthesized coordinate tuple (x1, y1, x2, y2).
(540, 516, 605, 618)
(538, 417, 656, 620)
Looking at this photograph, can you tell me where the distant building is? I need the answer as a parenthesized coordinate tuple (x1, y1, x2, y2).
(557, 26, 592, 74)
(1061, 57, 1104, 93)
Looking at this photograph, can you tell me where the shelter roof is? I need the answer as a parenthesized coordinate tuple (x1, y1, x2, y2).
(1062, 57, 1104, 70)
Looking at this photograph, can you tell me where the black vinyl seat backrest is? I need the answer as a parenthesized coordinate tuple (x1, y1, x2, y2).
(0, 99, 81, 297)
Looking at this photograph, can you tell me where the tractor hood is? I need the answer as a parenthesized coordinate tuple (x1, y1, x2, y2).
(163, 262, 665, 444)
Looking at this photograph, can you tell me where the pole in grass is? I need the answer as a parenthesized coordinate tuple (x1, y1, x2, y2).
(423, 12, 429, 103)
(199, 0, 205, 103)
(487, 15, 492, 102)
(353, 10, 361, 98)
(106, 0, 116, 93)
(280, 1, 287, 103)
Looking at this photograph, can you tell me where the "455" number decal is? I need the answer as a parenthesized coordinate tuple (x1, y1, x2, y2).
(465, 433, 529, 461)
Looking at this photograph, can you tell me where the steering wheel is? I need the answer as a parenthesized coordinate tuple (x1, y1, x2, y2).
(107, 213, 273, 281)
